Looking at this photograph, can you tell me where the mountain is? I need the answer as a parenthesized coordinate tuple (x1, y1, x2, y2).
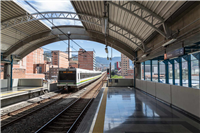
(95, 56, 120, 67)
(95, 56, 133, 68)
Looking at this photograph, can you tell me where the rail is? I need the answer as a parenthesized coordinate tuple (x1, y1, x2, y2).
(34, 73, 107, 133)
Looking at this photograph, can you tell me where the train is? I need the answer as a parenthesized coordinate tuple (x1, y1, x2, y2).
(57, 68, 103, 91)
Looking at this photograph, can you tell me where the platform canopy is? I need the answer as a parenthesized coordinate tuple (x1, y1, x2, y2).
(1, 1, 186, 60)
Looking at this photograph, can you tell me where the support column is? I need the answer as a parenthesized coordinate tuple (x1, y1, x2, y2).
(10, 55, 13, 88)
(150, 60, 152, 81)
(164, 60, 169, 84)
(4, 63, 11, 90)
(144, 61, 145, 80)
(134, 62, 141, 88)
(199, 54, 200, 89)
(172, 60, 175, 85)
(188, 55, 192, 87)
(179, 57, 183, 86)
(158, 61, 160, 82)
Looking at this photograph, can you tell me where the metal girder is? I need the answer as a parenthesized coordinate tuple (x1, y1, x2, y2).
(131, 1, 164, 22)
(108, 21, 145, 51)
(1, 11, 101, 30)
(18, 32, 134, 60)
(8, 26, 134, 60)
(108, 1, 168, 38)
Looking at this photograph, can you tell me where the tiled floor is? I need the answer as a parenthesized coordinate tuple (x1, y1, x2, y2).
(104, 87, 200, 133)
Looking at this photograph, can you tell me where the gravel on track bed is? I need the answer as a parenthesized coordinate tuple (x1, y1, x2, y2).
(1, 75, 106, 133)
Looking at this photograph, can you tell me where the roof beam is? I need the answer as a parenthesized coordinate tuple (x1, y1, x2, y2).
(108, 22, 144, 52)
(108, 1, 168, 38)
(18, 30, 135, 60)
(130, 1, 164, 22)
(1, 12, 101, 30)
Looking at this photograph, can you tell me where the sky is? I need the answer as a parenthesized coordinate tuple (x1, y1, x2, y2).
(15, 0, 121, 58)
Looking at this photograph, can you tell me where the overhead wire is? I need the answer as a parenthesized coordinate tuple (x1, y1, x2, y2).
(24, 0, 107, 68)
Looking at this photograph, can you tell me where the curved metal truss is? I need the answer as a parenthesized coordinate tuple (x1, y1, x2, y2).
(1, 11, 145, 51)
(108, 1, 171, 39)
(1, 11, 102, 30)
(109, 22, 144, 51)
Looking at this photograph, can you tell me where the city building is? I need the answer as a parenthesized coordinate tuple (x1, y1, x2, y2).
(114, 61, 121, 70)
(69, 60, 79, 68)
(78, 49, 95, 70)
(1, 48, 45, 79)
(127, 69, 134, 76)
(51, 51, 69, 68)
(121, 53, 129, 76)
(49, 67, 59, 80)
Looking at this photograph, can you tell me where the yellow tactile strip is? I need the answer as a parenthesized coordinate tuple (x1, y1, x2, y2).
(0, 87, 42, 97)
(93, 87, 108, 133)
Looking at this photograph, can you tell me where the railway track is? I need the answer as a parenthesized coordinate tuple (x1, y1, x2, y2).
(1, 93, 71, 130)
(35, 74, 106, 133)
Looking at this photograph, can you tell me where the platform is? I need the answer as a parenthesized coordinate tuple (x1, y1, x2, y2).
(1, 87, 47, 107)
(78, 87, 200, 133)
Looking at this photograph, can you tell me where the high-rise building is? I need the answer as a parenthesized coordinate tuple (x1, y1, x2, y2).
(1, 48, 45, 79)
(121, 53, 129, 76)
(51, 51, 69, 68)
(78, 49, 95, 70)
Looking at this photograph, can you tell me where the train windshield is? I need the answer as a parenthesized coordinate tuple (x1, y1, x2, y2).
(59, 71, 76, 81)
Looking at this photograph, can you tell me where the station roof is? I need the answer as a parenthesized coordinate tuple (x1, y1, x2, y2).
(1, 1, 188, 61)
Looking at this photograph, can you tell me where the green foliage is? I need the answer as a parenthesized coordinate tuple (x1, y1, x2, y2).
(111, 75, 123, 79)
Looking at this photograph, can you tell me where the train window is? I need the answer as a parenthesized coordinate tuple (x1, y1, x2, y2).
(59, 71, 76, 81)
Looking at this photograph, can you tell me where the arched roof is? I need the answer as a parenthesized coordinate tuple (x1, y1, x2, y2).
(1, 1, 186, 60)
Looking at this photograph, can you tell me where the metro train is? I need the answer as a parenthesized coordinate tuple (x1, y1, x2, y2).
(57, 68, 103, 91)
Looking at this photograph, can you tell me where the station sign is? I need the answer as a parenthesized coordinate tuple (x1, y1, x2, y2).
(164, 47, 184, 60)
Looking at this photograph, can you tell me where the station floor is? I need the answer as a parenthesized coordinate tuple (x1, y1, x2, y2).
(93, 87, 200, 133)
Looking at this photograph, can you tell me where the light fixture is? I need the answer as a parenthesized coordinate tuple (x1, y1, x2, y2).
(105, 46, 108, 53)
(141, 54, 146, 58)
(162, 39, 177, 47)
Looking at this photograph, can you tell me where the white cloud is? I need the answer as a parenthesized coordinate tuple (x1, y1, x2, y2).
(15, 0, 82, 27)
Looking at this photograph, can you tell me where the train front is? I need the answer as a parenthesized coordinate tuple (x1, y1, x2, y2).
(57, 68, 77, 91)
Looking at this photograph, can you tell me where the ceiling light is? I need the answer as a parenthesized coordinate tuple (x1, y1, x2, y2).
(162, 39, 177, 47)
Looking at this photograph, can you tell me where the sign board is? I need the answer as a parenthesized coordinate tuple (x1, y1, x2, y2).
(164, 47, 184, 60)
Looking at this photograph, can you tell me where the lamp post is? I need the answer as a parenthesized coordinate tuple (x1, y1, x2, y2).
(68, 31, 71, 62)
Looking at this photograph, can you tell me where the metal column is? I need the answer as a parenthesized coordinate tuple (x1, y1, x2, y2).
(158, 61, 160, 82)
(68, 36, 70, 62)
(199, 53, 200, 89)
(10, 55, 13, 88)
(188, 55, 192, 87)
(178, 57, 183, 86)
(143, 61, 145, 80)
(170, 60, 175, 85)
(150, 60, 152, 81)
(164, 60, 169, 84)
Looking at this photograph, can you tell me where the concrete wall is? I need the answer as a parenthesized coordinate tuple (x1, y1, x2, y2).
(136, 79, 200, 118)
(48, 83, 58, 92)
(146, 81, 156, 96)
(1, 78, 43, 89)
(12, 79, 18, 87)
(155, 82, 171, 103)
(1, 79, 8, 89)
(108, 79, 133, 87)
(18, 78, 43, 87)
(1, 90, 43, 107)
(171, 85, 200, 117)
